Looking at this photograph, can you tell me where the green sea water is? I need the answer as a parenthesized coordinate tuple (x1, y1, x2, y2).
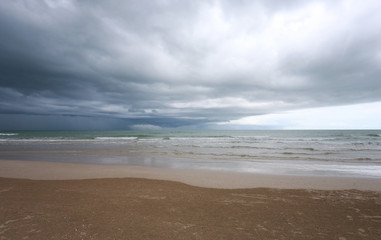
(1, 130, 381, 177)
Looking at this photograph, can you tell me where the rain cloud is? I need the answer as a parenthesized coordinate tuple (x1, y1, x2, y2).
(0, 0, 380, 129)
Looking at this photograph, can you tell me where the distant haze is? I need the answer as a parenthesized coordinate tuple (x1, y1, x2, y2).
(1, 0, 380, 130)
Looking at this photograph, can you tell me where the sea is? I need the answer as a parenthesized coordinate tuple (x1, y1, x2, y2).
(0, 130, 381, 178)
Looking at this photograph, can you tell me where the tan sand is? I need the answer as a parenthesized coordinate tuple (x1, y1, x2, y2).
(1, 177, 381, 239)
(0, 160, 380, 191)
(1, 160, 381, 239)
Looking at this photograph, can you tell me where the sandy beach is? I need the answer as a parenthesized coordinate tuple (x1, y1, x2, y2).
(0, 160, 381, 239)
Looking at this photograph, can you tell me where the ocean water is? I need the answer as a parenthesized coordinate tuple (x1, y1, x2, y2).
(0, 130, 381, 178)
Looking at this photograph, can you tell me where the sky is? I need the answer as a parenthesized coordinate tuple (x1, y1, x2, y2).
(0, 0, 381, 130)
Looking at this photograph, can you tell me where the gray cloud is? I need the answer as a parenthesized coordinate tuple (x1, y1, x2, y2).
(0, 0, 380, 129)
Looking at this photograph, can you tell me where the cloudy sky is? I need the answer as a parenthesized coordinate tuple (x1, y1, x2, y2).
(0, 0, 380, 130)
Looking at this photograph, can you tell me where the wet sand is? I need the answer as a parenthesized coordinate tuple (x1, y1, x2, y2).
(1, 160, 381, 191)
(0, 160, 381, 239)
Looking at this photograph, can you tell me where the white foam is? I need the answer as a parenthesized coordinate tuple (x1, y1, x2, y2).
(0, 133, 18, 136)
(95, 137, 137, 140)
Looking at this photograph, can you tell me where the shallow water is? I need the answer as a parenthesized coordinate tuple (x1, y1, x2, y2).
(1, 130, 380, 177)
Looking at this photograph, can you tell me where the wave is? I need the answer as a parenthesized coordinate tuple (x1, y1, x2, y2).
(0, 138, 90, 142)
(231, 146, 277, 150)
(95, 137, 137, 140)
(356, 158, 372, 161)
(366, 134, 380, 137)
(282, 152, 294, 155)
(284, 147, 315, 151)
(0, 133, 18, 136)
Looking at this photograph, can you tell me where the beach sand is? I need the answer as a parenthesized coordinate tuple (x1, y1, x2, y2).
(0, 160, 381, 239)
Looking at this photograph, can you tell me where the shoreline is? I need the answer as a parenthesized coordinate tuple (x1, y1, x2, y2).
(1, 159, 380, 191)
(1, 160, 381, 239)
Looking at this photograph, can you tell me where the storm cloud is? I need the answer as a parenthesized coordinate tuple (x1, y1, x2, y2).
(0, 0, 380, 129)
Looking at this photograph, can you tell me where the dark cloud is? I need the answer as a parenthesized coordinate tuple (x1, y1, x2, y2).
(0, 0, 380, 130)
